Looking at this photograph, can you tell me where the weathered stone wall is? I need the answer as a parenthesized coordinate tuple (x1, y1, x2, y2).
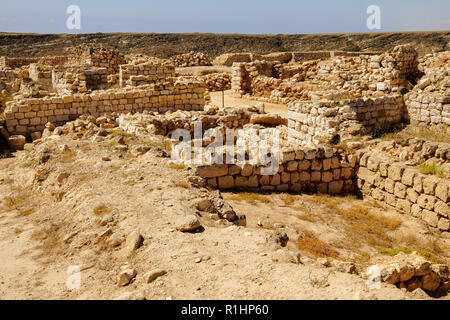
(4, 80, 207, 135)
(117, 104, 263, 137)
(404, 51, 450, 128)
(405, 93, 450, 127)
(29, 64, 53, 90)
(195, 147, 356, 195)
(119, 63, 175, 88)
(371, 135, 450, 166)
(213, 53, 257, 66)
(288, 95, 404, 145)
(231, 61, 274, 95)
(0, 56, 68, 69)
(357, 152, 450, 232)
(69, 46, 126, 74)
(231, 45, 417, 104)
(214, 51, 379, 66)
(52, 66, 109, 94)
(170, 52, 212, 67)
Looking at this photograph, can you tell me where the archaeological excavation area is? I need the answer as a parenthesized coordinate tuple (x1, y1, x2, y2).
(0, 43, 449, 300)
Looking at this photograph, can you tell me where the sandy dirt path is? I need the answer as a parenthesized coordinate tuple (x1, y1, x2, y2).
(210, 91, 288, 118)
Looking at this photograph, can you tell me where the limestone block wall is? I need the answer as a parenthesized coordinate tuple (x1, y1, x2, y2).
(213, 53, 257, 66)
(231, 61, 274, 94)
(405, 92, 450, 127)
(288, 95, 404, 145)
(117, 105, 261, 137)
(29, 64, 53, 90)
(37, 56, 69, 67)
(0, 56, 69, 69)
(195, 147, 356, 195)
(69, 46, 127, 74)
(119, 63, 175, 88)
(0, 57, 39, 69)
(357, 152, 450, 232)
(52, 67, 109, 94)
(4, 80, 207, 135)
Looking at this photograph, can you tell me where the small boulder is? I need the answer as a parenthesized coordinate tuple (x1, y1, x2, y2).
(422, 271, 441, 291)
(7, 135, 26, 151)
(122, 231, 143, 256)
(107, 233, 123, 247)
(117, 268, 137, 286)
(175, 215, 201, 232)
(145, 269, 167, 283)
(250, 113, 287, 126)
(195, 199, 215, 212)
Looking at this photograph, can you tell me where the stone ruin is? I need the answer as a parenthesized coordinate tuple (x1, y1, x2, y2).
(0, 42, 448, 295)
(0, 44, 449, 245)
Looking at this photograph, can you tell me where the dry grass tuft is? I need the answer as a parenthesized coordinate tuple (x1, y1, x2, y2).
(169, 163, 185, 170)
(226, 192, 271, 205)
(296, 233, 340, 259)
(353, 250, 371, 264)
(378, 246, 446, 264)
(337, 205, 401, 247)
(296, 213, 318, 223)
(309, 194, 355, 210)
(418, 163, 446, 178)
(172, 180, 190, 189)
(280, 194, 297, 206)
(110, 129, 132, 137)
(403, 125, 450, 144)
(93, 204, 111, 216)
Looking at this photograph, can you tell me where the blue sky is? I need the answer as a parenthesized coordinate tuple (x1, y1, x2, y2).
(0, 0, 449, 34)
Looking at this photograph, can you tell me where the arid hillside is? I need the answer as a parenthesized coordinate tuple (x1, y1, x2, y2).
(0, 31, 449, 58)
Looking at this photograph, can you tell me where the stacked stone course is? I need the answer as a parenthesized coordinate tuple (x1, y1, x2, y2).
(0, 56, 69, 69)
(119, 62, 175, 88)
(4, 80, 207, 135)
(52, 66, 109, 94)
(288, 95, 404, 145)
(405, 51, 450, 129)
(170, 52, 212, 67)
(195, 147, 356, 195)
(231, 45, 418, 104)
(69, 45, 126, 74)
(28, 64, 53, 90)
(357, 152, 450, 231)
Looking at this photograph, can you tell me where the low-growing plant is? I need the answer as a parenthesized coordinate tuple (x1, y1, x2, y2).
(296, 233, 340, 259)
(169, 163, 185, 170)
(378, 246, 446, 264)
(419, 163, 445, 178)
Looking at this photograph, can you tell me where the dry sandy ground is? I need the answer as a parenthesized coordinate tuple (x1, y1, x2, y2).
(176, 66, 231, 76)
(210, 91, 288, 118)
(0, 128, 448, 300)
